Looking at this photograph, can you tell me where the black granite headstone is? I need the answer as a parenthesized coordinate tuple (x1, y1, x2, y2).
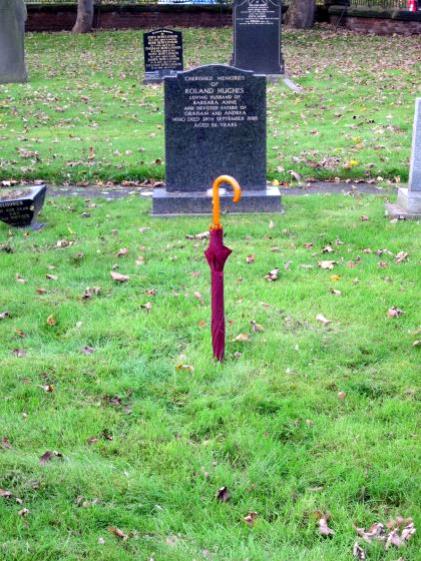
(152, 64, 281, 215)
(0, 185, 47, 228)
(232, 0, 284, 77)
(143, 29, 183, 84)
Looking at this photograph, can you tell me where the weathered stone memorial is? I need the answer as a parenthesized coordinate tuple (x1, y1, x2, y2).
(232, 0, 284, 78)
(0, 185, 47, 228)
(0, 0, 28, 84)
(152, 64, 281, 215)
(144, 29, 183, 84)
(386, 98, 421, 219)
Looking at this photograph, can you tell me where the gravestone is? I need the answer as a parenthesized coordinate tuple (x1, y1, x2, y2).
(232, 0, 284, 78)
(0, 185, 47, 228)
(144, 29, 183, 84)
(0, 0, 28, 84)
(386, 98, 421, 219)
(152, 64, 281, 215)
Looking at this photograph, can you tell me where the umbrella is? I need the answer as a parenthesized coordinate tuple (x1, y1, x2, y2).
(204, 175, 242, 361)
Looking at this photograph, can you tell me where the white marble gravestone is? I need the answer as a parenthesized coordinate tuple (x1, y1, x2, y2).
(0, 0, 28, 84)
(387, 98, 421, 219)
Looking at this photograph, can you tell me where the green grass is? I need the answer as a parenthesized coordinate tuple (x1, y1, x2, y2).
(0, 27, 420, 185)
(0, 193, 420, 560)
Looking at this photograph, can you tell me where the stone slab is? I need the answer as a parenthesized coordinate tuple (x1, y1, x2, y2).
(0, 185, 47, 227)
(152, 186, 282, 216)
(232, 0, 284, 76)
(0, 0, 27, 84)
(385, 202, 421, 220)
(164, 64, 267, 195)
(144, 28, 183, 84)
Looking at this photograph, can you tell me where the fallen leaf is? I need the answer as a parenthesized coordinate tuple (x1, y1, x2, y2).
(141, 302, 153, 312)
(56, 239, 73, 249)
(235, 333, 250, 342)
(316, 314, 331, 325)
(265, 268, 279, 281)
(246, 254, 255, 264)
(216, 486, 230, 502)
(46, 315, 57, 326)
(304, 242, 313, 249)
(0, 311, 10, 320)
(361, 215, 369, 221)
(353, 542, 366, 560)
(83, 286, 101, 300)
(0, 488, 13, 499)
(338, 391, 347, 400)
(319, 517, 335, 537)
(16, 274, 27, 284)
(82, 346, 95, 355)
(243, 511, 258, 526)
(330, 274, 341, 282)
(12, 348, 26, 358)
(111, 271, 130, 283)
(108, 527, 128, 541)
(176, 364, 194, 372)
(117, 248, 129, 257)
(46, 274, 58, 281)
(39, 450, 63, 466)
(40, 384, 54, 393)
(194, 291, 204, 305)
(395, 251, 408, 264)
(330, 289, 342, 296)
(1, 437, 12, 449)
(251, 321, 264, 333)
(322, 245, 334, 254)
(356, 522, 386, 543)
(18, 508, 29, 517)
(186, 231, 209, 240)
(319, 260, 336, 270)
(388, 307, 404, 318)
(36, 288, 47, 295)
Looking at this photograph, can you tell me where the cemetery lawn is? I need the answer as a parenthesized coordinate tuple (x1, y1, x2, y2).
(0, 27, 420, 186)
(0, 193, 420, 561)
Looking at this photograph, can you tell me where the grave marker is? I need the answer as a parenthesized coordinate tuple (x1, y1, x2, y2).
(152, 64, 281, 215)
(0, 0, 27, 84)
(0, 185, 47, 228)
(386, 98, 421, 219)
(144, 29, 183, 84)
(232, 0, 284, 78)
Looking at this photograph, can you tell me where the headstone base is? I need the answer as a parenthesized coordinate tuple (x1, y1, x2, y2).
(144, 69, 178, 85)
(152, 186, 282, 216)
(385, 188, 421, 220)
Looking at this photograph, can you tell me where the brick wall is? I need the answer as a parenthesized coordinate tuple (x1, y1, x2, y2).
(339, 16, 421, 34)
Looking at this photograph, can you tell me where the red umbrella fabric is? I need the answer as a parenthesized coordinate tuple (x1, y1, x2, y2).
(205, 227, 232, 361)
(204, 176, 242, 362)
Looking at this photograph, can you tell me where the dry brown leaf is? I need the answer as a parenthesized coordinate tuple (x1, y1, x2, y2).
(243, 511, 258, 526)
(46, 315, 57, 327)
(235, 333, 250, 342)
(318, 517, 335, 537)
(304, 242, 313, 249)
(356, 522, 386, 543)
(395, 251, 408, 264)
(40, 384, 54, 393)
(251, 321, 264, 333)
(338, 391, 347, 400)
(83, 286, 101, 300)
(39, 450, 63, 466)
(1, 437, 12, 449)
(111, 271, 130, 283)
(141, 302, 153, 312)
(194, 291, 204, 305)
(246, 254, 255, 264)
(216, 486, 230, 502)
(108, 527, 128, 540)
(319, 260, 336, 270)
(388, 307, 404, 319)
(16, 274, 27, 284)
(176, 364, 194, 373)
(0, 311, 10, 320)
(0, 488, 13, 499)
(117, 248, 129, 257)
(82, 346, 95, 355)
(46, 274, 58, 281)
(18, 508, 29, 517)
(36, 288, 47, 295)
(12, 348, 26, 358)
(186, 231, 209, 240)
(330, 289, 342, 296)
(322, 245, 334, 254)
(353, 542, 366, 560)
(316, 314, 331, 325)
(265, 268, 279, 282)
(361, 215, 369, 221)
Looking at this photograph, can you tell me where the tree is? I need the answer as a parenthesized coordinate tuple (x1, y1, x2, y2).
(72, 0, 94, 33)
(285, 0, 316, 29)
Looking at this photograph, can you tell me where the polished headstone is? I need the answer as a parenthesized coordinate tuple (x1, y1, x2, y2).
(0, 185, 47, 228)
(232, 0, 284, 77)
(152, 64, 281, 215)
(0, 0, 27, 84)
(144, 29, 183, 84)
(387, 98, 421, 219)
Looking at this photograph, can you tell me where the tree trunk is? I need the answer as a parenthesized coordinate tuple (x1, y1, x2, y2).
(72, 0, 94, 33)
(285, 0, 316, 29)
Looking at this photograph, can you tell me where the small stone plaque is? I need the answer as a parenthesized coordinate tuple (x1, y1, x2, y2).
(0, 0, 27, 84)
(152, 64, 281, 215)
(0, 185, 47, 228)
(232, 0, 284, 77)
(144, 29, 183, 84)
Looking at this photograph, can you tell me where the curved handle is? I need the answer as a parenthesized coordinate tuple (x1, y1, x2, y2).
(211, 175, 242, 230)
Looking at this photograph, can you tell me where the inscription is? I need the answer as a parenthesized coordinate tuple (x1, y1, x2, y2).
(144, 29, 183, 73)
(171, 74, 258, 129)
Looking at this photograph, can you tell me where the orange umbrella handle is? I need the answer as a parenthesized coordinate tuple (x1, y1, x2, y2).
(211, 175, 242, 230)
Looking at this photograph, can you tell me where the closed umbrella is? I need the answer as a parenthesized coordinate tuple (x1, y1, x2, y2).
(204, 175, 242, 361)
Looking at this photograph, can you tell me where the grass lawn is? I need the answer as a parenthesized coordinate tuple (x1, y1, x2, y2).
(0, 27, 420, 185)
(0, 193, 420, 560)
